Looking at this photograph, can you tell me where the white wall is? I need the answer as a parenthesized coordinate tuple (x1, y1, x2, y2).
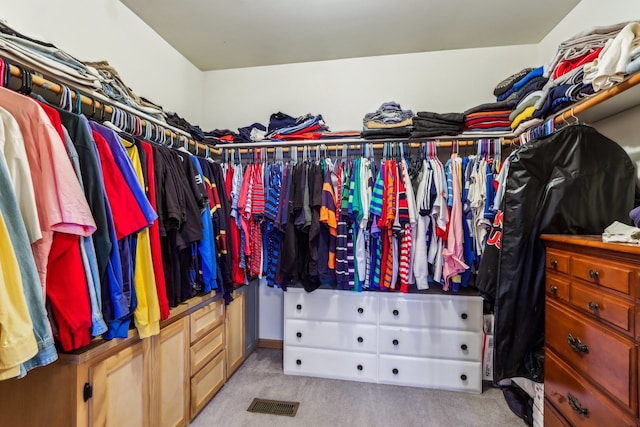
(258, 280, 284, 340)
(2, 0, 204, 124)
(202, 44, 539, 132)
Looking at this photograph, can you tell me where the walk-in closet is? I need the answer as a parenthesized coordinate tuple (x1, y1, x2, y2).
(1, 1, 640, 426)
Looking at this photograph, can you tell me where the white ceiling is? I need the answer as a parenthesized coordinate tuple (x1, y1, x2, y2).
(121, 0, 581, 71)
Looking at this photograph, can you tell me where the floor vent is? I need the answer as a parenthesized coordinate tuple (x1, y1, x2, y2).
(247, 398, 299, 417)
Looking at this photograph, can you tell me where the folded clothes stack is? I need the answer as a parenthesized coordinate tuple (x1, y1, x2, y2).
(411, 112, 464, 137)
(85, 60, 166, 120)
(497, 66, 550, 132)
(524, 20, 640, 129)
(267, 112, 328, 140)
(166, 112, 206, 141)
(462, 99, 517, 133)
(236, 123, 267, 142)
(204, 129, 238, 144)
(362, 102, 414, 139)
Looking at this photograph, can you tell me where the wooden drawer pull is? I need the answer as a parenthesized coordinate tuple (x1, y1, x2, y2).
(549, 285, 558, 293)
(549, 259, 558, 268)
(589, 269, 600, 279)
(567, 393, 589, 417)
(567, 334, 589, 354)
(587, 301, 599, 312)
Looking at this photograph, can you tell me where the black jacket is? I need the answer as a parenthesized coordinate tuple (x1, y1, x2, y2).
(477, 125, 636, 383)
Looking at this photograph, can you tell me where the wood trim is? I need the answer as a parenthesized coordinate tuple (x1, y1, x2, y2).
(258, 339, 284, 349)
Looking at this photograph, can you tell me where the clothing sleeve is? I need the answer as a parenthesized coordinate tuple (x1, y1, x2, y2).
(0, 212, 38, 373)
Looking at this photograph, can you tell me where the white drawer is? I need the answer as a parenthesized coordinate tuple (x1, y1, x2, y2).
(284, 346, 377, 383)
(284, 289, 378, 323)
(378, 326, 482, 361)
(378, 355, 482, 393)
(285, 319, 377, 353)
(379, 295, 483, 331)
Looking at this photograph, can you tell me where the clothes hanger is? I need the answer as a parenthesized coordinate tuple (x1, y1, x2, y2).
(74, 90, 82, 114)
(19, 68, 33, 96)
(3, 59, 12, 88)
(0, 58, 5, 88)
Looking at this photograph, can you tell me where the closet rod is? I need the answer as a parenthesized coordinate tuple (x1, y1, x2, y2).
(213, 135, 509, 152)
(221, 140, 493, 155)
(6, 63, 213, 153)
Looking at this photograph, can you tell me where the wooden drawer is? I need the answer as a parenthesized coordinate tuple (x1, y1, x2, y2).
(378, 355, 481, 393)
(546, 276, 570, 303)
(545, 300, 636, 411)
(378, 294, 483, 332)
(545, 350, 635, 426)
(546, 250, 570, 275)
(190, 349, 226, 420)
(572, 255, 632, 296)
(569, 281, 633, 335)
(190, 323, 225, 377)
(285, 319, 377, 353)
(284, 346, 378, 383)
(544, 399, 570, 427)
(284, 289, 378, 324)
(378, 326, 482, 361)
(190, 299, 224, 344)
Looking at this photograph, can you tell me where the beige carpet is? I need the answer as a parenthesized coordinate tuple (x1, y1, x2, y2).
(191, 348, 525, 427)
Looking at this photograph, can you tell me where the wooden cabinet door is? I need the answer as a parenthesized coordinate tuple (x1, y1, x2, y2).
(226, 292, 245, 378)
(89, 340, 150, 427)
(157, 317, 190, 427)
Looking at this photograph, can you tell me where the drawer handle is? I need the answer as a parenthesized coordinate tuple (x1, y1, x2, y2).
(357, 337, 363, 343)
(461, 344, 468, 351)
(357, 364, 363, 371)
(588, 269, 599, 280)
(357, 307, 364, 314)
(392, 309, 399, 316)
(460, 374, 467, 381)
(588, 301, 599, 312)
(549, 285, 558, 293)
(296, 359, 302, 366)
(296, 332, 302, 338)
(567, 393, 589, 417)
(392, 339, 399, 346)
(550, 259, 558, 268)
(567, 334, 589, 354)
(392, 368, 399, 375)
(461, 313, 468, 320)
(296, 304, 302, 310)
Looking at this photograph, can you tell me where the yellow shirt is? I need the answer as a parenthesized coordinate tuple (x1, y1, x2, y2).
(510, 106, 536, 130)
(0, 211, 37, 377)
(122, 139, 160, 339)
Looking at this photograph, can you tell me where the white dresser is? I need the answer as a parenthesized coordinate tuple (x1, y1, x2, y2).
(283, 288, 484, 393)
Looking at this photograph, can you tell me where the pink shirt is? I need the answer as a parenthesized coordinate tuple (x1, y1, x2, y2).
(0, 87, 96, 293)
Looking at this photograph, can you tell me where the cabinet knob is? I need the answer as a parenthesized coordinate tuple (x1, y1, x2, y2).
(296, 332, 302, 338)
(357, 307, 364, 314)
(296, 304, 302, 310)
(357, 364, 363, 371)
(392, 309, 399, 316)
(550, 259, 558, 268)
(461, 344, 468, 351)
(567, 393, 589, 417)
(461, 313, 468, 320)
(392, 368, 399, 375)
(549, 285, 558, 293)
(588, 301, 599, 312)
(588, 269, 599, 280)
(296, 359, 302, 365)
(567, 334, 589, 354)
(357, 337, 364, 343)
(460, 374, 467, 381)
(392, 339, 399, 346)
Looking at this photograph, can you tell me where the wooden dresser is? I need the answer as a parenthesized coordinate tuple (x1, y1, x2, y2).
(542, 235, 640, 426)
